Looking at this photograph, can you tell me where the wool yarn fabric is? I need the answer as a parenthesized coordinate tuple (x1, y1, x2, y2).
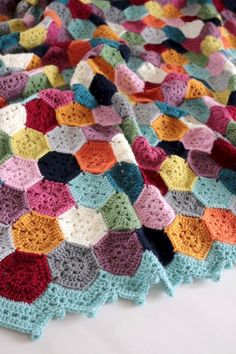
(0, 0, 236, 339)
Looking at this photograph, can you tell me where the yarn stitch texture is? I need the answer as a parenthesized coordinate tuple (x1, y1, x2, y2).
(0, 0, 236, 339)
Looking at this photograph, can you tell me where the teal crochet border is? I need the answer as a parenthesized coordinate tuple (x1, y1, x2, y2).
(0, 251, 172, 339)
(0, 244, 235, 339)
(166, 242, 236, 287)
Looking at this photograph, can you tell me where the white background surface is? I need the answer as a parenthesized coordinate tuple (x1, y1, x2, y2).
(0, 267, 235, 354)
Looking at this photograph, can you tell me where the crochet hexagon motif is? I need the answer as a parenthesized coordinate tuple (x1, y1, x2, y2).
(39, 89, 74, 109)
(75, 141, 117, 174)
(134, 185, 175, 229)
(132, 136, 167, 171)
(47, 125, 87, 154)
(219, 169, 236, 194)
(181, 126, 215, 153)
(165, 215, 213, 260)
(0, 224, 14, 261)
(12, 212, 64, 254)
(58, 206, 107, 247)
(94, 231, 143, 276)
(101, 192, 141, 230)
(193, 177, 232, 209)
(115, 64, 144, 95)
(0, 156, 42, 190)
(0, 131, 12, 164)
(0, 185, 29, 225)
(93, 105, 122, 126)
(69, 172, 115, 209)
(106, 161, 144, 204)
(82, 124, 120, 142)
(203, 208, 236, 244)
(165, 191, 205, 217)
(27, 180, 75, 217)
(0, 104, 26, 135)
(0, 251, 51, 303)
(56, 102, 94, 126)
(137, 226, 175, 266)
(48, 242, 99, 290)
(11, 128, 50, 160)
(160, 155, 197, 191)
(25, 98, 57, 133)
(151, 114, 189, 141)
(187, 150, 221, 178)
(38, 151, 81, 183)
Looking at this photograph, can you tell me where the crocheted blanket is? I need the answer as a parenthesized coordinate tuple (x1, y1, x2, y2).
(0, 0, 236, 339)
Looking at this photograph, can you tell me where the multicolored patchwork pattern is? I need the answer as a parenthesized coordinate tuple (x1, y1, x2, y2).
(0, 0, 236, 339)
